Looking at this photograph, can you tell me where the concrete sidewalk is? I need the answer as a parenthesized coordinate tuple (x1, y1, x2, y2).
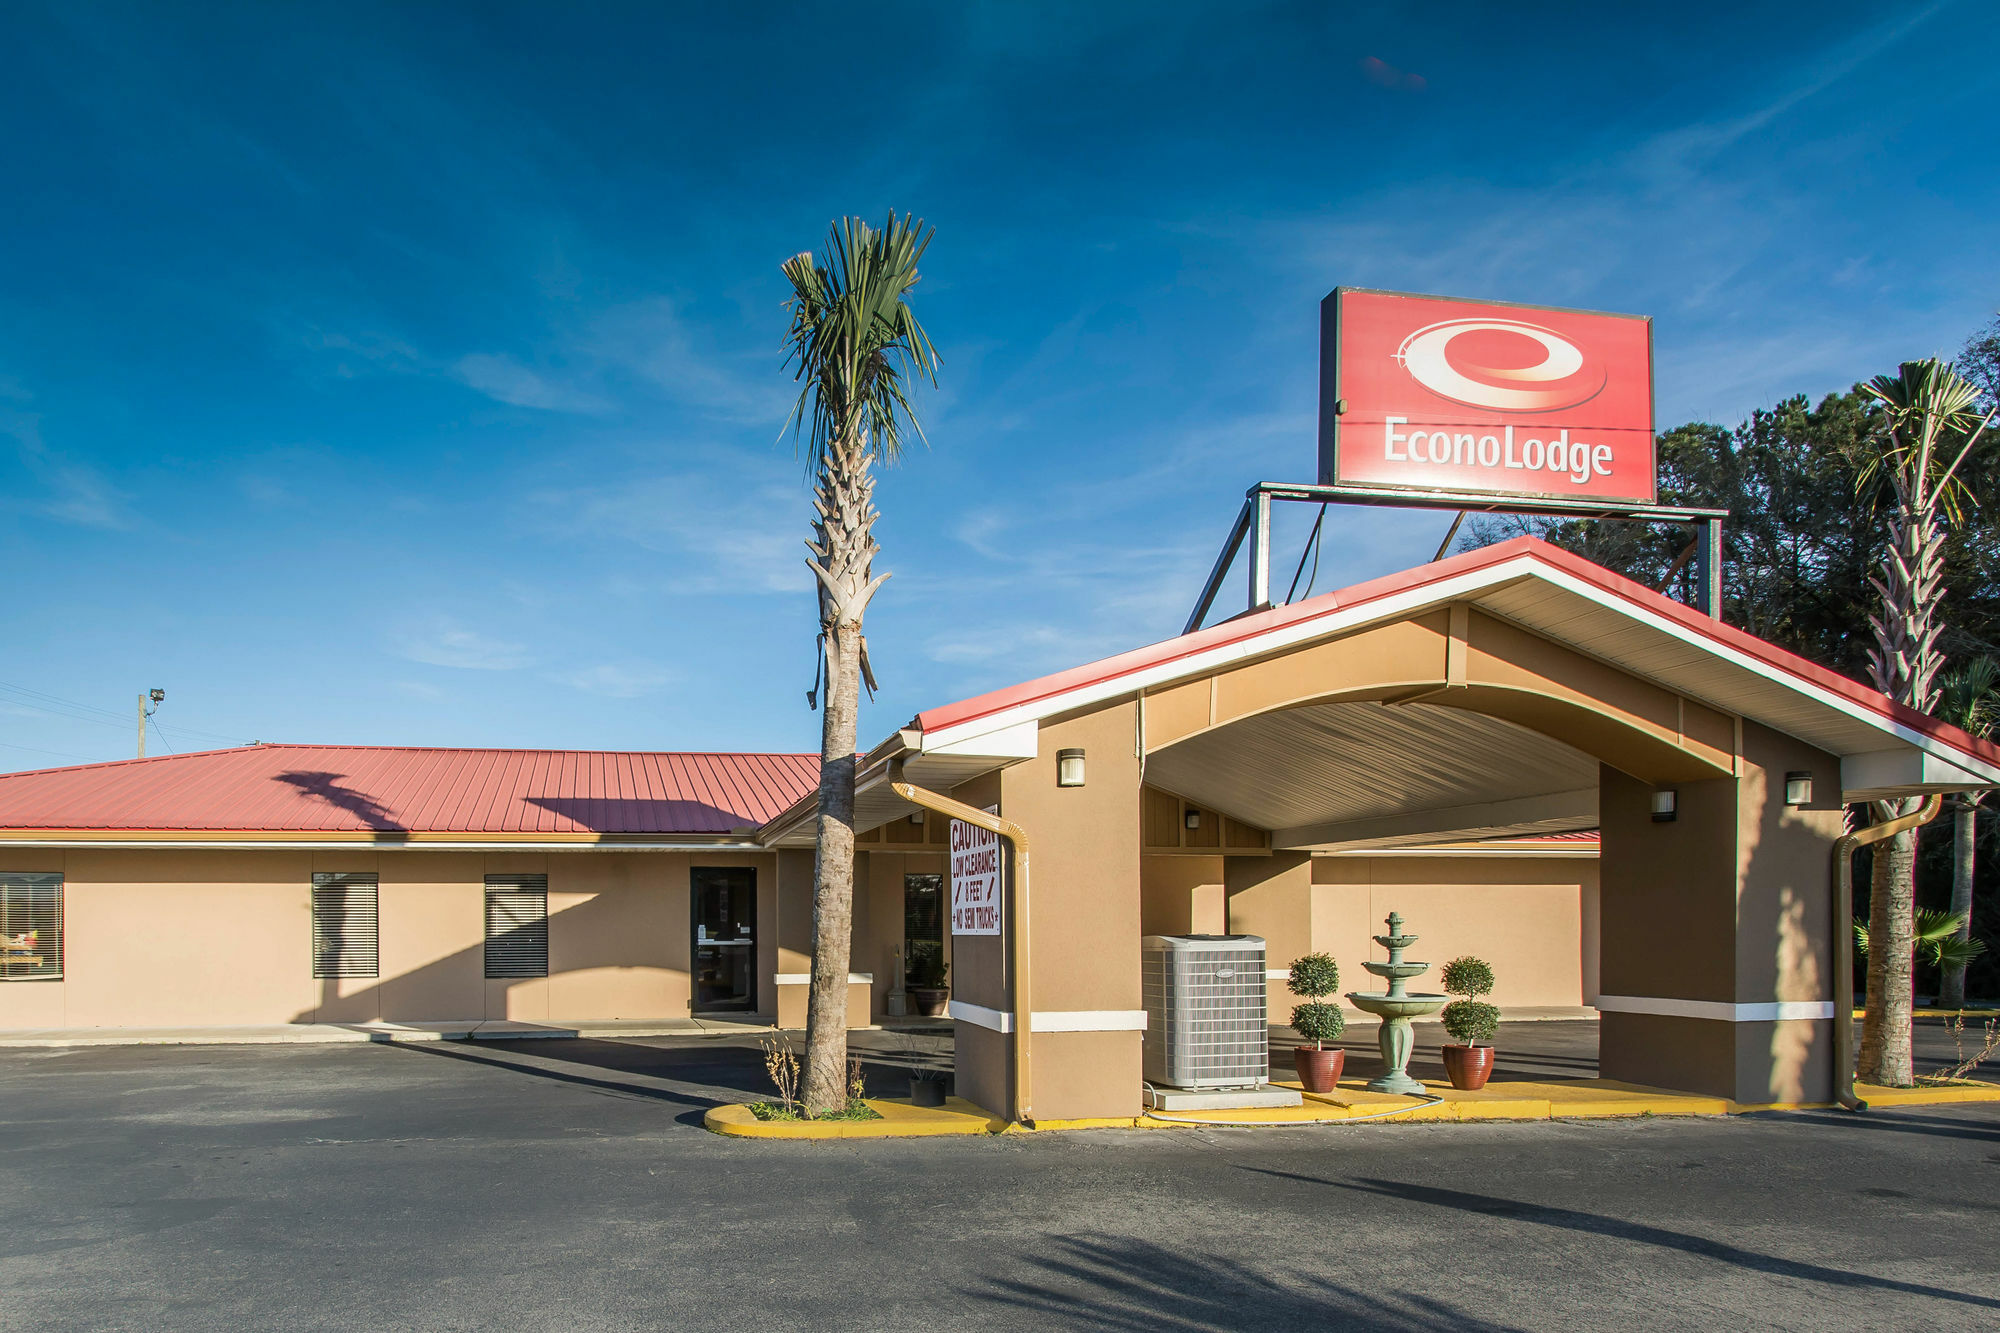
(0, 1013, 954, 1048)
(0, 1020, 587, 1047)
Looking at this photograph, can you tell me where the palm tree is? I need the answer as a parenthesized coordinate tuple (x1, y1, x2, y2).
(1855, 360, 1992, 1087)
(780, 214, 939, 1115)
(1935, 657, 1997, 1009)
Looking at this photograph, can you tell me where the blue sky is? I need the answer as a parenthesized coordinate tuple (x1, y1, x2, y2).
(1, 1, 1995, 767)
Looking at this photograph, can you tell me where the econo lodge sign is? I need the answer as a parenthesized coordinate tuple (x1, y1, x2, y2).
(1318, 288, 1655, 505)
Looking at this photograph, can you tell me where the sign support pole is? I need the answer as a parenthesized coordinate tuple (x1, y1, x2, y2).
(1186, 482, 1730, 634)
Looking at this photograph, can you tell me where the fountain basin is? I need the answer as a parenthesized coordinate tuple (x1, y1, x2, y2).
(1362, 960, 1432, 980)
(1347, 991, 1448, 1020)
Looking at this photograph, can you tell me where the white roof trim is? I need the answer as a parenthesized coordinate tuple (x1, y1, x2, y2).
(915, 555, 2000, 791)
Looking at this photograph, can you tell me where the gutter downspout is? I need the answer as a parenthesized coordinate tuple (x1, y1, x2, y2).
(888, 761, 1034, 1126)
(1832, 794, 1944, 1111)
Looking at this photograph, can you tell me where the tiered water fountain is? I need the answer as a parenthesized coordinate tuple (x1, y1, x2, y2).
(1345, 911, 1448, 1095)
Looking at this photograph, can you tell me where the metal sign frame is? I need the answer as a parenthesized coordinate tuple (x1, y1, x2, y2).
(1183, 481, 1727, 636)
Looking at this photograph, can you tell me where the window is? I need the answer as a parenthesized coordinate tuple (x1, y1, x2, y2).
(311, 873, 379, 979)
(485, 875, 548, 979)
(0, 873, 61, 981)
(904, 873, 943, 987)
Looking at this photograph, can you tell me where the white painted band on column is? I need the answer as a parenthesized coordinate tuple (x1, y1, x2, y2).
(1265, 969, 1289, 980)
(1595, 995, 1834, 1022)
(773, 973, 873, 985)
(947, 1002, 1149, 1034)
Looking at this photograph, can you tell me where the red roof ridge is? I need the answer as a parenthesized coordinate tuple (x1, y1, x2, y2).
(911, 535, 2000, 773)
(0, 741, 820, 782)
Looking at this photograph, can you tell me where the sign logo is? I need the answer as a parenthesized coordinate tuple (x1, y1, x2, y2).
(1396, 319, 1605, 413)
(1319, 288, 1655, 505)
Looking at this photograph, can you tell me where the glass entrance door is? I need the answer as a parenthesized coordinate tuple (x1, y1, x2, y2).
(692, 867, 756, 1013)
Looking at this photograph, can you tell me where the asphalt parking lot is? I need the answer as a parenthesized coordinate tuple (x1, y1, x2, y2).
(4, 1027, 1998, 1332)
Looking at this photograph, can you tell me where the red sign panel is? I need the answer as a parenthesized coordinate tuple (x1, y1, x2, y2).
(1319, 289, 1655, 504)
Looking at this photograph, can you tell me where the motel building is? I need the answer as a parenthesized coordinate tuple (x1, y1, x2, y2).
(2, 537, 1997, 1123)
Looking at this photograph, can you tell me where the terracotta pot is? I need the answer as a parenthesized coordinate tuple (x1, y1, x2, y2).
(1293, 1045, 1346, 1094)
(910, 987, 950, 1018)
(1442, 1043, 1495, 1091)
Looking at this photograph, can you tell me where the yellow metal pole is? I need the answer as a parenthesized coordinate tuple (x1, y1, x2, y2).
(1832, 794, 1943, 1111)
(887, 763, 1033, 1125)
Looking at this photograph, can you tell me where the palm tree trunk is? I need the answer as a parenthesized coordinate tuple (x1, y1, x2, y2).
(1857, 824, 1917, 1087)
(1941, 800, 1976, 1009)
(800, 433, 885, 1116)
(802, 617, 861, 1114)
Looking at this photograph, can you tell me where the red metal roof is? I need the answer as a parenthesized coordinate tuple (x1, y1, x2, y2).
(0, 745, 820, 835)
(913, 536, 2000, 772)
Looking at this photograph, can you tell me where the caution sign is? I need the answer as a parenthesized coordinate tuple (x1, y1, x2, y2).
(949, 813, 1002, 936)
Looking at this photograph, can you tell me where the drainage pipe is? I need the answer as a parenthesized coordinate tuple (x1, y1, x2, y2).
(887, 762, 1035, 1126)
(1832, 794, 1943, 1111)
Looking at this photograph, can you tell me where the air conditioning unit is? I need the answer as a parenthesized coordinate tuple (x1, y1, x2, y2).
(1142, 934, 1268, 1089)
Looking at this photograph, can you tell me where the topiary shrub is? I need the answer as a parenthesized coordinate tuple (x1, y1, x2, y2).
(1288, 951, 1340, 1000)
(1291, 1001, 1346, 1050)
(1441, 955, 1494, 1001)
(1441, 1000, 1500, 1046)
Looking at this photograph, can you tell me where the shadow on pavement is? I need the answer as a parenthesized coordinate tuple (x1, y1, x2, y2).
(965, 1233, 1529, 1333)
(1242, 1168, 2000, 1311)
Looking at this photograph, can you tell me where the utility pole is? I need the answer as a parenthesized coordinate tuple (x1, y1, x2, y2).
(137, 688, 164, 758)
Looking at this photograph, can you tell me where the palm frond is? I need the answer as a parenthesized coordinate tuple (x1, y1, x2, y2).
(1934, 656, 2000, 739)
(1859, 358, 1992, 525)
(780, 212, 939, 471)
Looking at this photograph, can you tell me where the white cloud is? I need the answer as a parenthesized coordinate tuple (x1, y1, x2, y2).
(530, 449, 811, 597)
(558, 663, 675, 698)
(0, 400, 130, 529)
(451, 352, 611, 414)
(588, 297, 786, 423)
(390, 621, 532, 671)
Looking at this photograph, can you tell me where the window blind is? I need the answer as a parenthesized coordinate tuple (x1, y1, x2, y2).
(311, 873, 379, 979)
(0, 873, 62, 981)
(485, 875, 548, 979)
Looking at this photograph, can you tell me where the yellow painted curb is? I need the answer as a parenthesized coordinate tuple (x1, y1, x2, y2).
(704, 1096, 1004, 1138)
(705, 1077, 2000, 1140)
(1854, 1079, 2000, 1106)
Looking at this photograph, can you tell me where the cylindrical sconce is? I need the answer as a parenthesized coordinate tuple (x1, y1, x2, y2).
(1651, 789, 1678, 822)
(1784, 772, 1813, 807)
(908, 810, 925, 825)
(1184, 809, 1201, 830)
(1056, 748, 1086, 788)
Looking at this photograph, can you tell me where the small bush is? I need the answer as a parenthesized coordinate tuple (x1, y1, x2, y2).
(1288, 951, 1340, 1000)
(908, 940, 949, 988)
(1442, 999, 1500, 1046)
(746, 1098, 883, 1122)
(1291, 1001, 1346, 1049)
(1441, 955, 1495, 1000)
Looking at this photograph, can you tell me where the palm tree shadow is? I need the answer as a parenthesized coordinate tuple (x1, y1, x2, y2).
(964, 1233, 1529, 1332)
(1239, 1168, 2000, 1311)
(275, 770, 406, 831)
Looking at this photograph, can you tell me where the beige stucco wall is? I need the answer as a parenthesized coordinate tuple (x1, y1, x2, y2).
(1305, 855, 1600, 1009)
(0, 847, 785, 1030)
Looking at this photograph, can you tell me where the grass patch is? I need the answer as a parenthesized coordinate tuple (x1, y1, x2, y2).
(746, 1098, 883, 1122)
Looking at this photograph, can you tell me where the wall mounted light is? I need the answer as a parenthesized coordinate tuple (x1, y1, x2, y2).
(1784, 772, 1813, 807)
(1651, 789, 1678, 823)
(909, 811, 925, 825)
(1056, 748, 1086, 788)
(1185, 809, 1201, 830)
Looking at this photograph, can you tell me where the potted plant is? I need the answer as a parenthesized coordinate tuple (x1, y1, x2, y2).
(1439, 956, 1499, 1090)
(908, 941, 949, 1018)
(1287, 952, 1346, 1093)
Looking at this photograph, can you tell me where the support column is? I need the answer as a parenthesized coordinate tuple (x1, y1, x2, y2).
(991, 701, 1145, 1123)
(1597, 722, 1845, 1103)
